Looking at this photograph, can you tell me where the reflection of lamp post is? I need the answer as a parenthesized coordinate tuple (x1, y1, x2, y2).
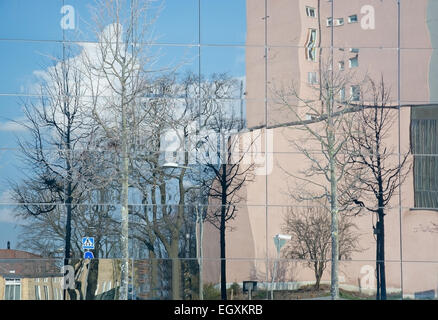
(271, 234, 291, 300)
(194, 205, 204, 300)
(161, 163, 205, 300)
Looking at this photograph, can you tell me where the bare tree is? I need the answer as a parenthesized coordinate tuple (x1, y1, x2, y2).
(281, 202, 360, 290)
(82, 0, 160, 300)
(343, 77, 411, 300)
(273, 61, 365, 299)
(8, 49, 112, 299)
(195, 74, 255, 300)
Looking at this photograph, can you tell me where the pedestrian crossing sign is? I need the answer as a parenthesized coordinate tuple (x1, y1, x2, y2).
(82, 237, 95, 250)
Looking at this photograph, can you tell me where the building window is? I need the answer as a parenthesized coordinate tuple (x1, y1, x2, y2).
(43, 286, 49, 300)
(334, 18, 344, 26)
(5, 279, 21, 300)
(305, 29, 318, 61)
(350, 48, 359, 53)
(308, 72, 318, 84)
(327, 17, 344, 27)
(306, 6, 316, 17)
(35, 285, 41, 300)
(339, 61, 345, 71)
(339, 87, 345, 102)
(348, 14, 358, 23)
(326, 17, 332, 27)
(411, 106, 438, 209)
(349, 56, 359, 68)
(350, 86, 360, 101)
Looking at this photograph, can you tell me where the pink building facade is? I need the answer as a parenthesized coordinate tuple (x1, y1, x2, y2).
(203, 0, 438, 298)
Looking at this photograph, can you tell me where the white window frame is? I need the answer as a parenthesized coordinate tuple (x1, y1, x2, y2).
(349, 56, 359, 68)
(306, 6, 316, 18)
(339, 87, 346, 102)
(350, 86, 361, 101)
(338, 61, 345, 71)
(308, 72, 318, 84)
(43, 285, 49, 300)
(348, 14, 358, 23)
(326, 17, 332, 27)
(334, 18, 344, 26)
(5, 278, 21, 300)
(35, 285, 41, 300)
(305, 29, 318, 62)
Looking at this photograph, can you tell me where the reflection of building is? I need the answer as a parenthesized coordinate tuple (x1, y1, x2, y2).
(0, 246, 121, 300)
(72, 259, 121, 300)
(0, 248, 63, 300)
(204, 0, 438, 298)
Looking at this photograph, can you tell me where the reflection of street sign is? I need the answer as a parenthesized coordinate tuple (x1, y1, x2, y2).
(82, 237, 95, 249)
(84, 251, 94, 259)
(274, 235, 291, 252)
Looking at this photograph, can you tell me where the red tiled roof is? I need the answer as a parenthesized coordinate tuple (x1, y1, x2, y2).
(0, 249, 42, 259)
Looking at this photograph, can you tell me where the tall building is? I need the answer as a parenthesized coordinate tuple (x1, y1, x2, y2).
(203, 0, 438, 298)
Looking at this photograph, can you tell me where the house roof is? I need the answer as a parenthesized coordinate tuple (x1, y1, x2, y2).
(0, 249, 42, 259)
(0, 249, 61, 278)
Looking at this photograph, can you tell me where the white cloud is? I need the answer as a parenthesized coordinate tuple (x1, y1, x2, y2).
(0, 190, 19, 223)
(0, 120, 27, 132)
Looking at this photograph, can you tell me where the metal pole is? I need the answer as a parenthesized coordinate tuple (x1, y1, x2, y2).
(270, 237, 279, 300)
(199, 206, 204, 300)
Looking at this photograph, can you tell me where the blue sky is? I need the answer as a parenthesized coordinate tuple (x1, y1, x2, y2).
(0, 0, 247, 251)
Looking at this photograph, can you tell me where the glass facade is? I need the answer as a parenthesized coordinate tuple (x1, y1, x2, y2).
(0, 0, 437, 301)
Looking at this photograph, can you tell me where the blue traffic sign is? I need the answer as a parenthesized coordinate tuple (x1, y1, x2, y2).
(84, 251, 94, 259)
(82, 237, 95, 249)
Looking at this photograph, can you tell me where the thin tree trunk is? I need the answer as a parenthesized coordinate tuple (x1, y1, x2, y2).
(120, 91, 130, 300)
(378, 212, 387, 299)
(220, 164, 227, 300)
(149, 250, 158, 299)
(376, 224, 381, 300)
(85, 259, 100, 300)
(64, 134, 74, 300)
(330, 164, 339, 300)
(171, 244, 181, 300)
(197, 206, 204, 300)
(328, 115, 339, 300)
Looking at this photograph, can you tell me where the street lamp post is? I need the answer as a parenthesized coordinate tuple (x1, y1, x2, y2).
(270, 234, 291, 300)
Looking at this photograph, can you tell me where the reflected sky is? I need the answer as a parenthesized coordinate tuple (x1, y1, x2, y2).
(0, 0, 248, 250)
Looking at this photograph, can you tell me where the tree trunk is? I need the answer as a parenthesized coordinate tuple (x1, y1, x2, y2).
(198, 207, 204, 300)
(376, 225, 381, 300)
(85, 259, 100, 300)
(329, 150, 339, 299)
(170, 244, 181, 300)
(314, 261, 324, 290)
(378, 211, 387, 299)
(315, 270, 321, 290)
(220, 164, 227, 300)
(64, 155, 73, 300)
(150, 250, 159, 299)
(119, 92, 130, 300)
